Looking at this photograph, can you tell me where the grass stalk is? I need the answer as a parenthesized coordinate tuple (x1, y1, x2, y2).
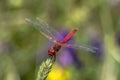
(36, 55, 56, 80)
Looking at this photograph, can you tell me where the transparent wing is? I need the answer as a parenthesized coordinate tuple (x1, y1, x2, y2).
(36, 18, 63, 40)
(63, 43, 98, 53)
(25, 18, 56, 43)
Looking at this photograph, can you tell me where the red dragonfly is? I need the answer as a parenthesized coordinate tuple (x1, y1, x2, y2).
(25, 18, 97, 56)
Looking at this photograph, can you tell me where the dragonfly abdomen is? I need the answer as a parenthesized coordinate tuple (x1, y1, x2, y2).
(60, 29, 77, 44)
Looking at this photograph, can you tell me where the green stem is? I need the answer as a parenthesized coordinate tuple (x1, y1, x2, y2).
(98, 0, 119, 80)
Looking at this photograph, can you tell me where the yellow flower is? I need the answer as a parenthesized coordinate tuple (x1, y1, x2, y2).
(47, 64, 70, 80)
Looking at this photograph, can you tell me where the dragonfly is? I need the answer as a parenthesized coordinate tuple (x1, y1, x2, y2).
(25, 18, 97, 56)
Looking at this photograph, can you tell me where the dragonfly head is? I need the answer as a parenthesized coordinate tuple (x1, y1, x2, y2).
(48, 49, 56, 56)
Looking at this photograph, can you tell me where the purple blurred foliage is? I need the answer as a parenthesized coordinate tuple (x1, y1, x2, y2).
(89, 37, 103, 58)
(89, 31, 120, 58)
(58, 47, 83, 68)
(56, 28, 83, 68)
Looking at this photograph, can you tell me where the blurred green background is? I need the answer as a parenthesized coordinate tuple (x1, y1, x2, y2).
(0, 0, 120, 80)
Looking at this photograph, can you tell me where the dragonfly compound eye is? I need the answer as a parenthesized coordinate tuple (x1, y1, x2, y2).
(48, 49, 56, 56)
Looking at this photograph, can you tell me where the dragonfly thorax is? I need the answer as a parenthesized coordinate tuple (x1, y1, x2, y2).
(48, 49, 56, 56)
(48, 42, 62, 56)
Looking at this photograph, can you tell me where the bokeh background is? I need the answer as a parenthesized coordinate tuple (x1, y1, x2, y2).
(0, 0, 120, 80)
